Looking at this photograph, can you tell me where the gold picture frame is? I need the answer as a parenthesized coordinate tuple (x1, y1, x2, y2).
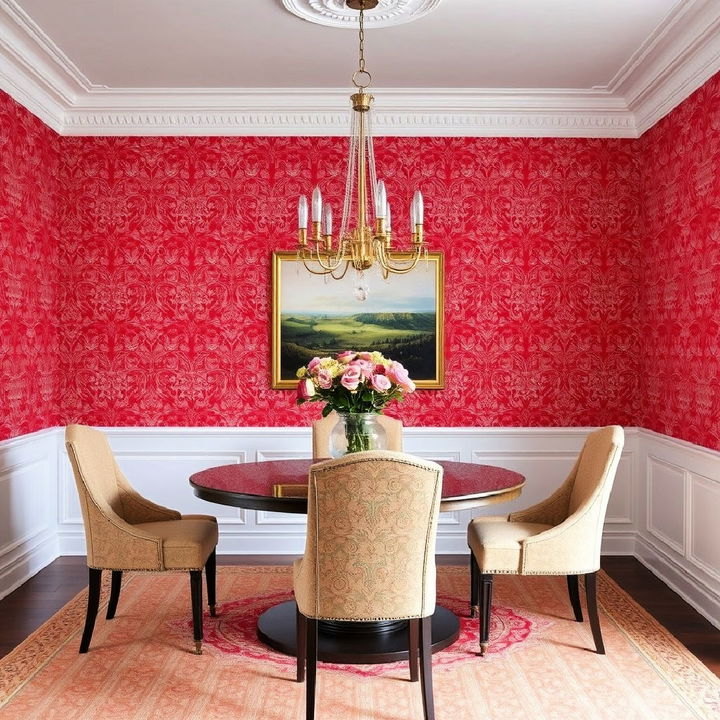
(271, 251, 444, 389)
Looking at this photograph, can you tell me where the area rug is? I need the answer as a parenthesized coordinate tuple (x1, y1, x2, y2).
(0, 567, 718, 720)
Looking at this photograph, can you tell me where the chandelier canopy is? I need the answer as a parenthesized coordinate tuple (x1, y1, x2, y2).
(295, 0, 428, 288)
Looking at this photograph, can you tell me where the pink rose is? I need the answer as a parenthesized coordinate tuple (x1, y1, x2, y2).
(358, 351, 373, 361)
(350, 359, 374, 378)
(337, 351, 357, 364)
(370, 373, 392, 393)
(374, 364, 386, 374)
(307, 357, 322, 373)
(387, 361, 416, 393)
(340, 365, 362, 391)
(296, 378, 315, 400)
(316, 368, 333, 389)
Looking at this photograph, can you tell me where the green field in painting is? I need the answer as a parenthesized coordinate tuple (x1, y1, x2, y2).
(280, 312, 436, 380)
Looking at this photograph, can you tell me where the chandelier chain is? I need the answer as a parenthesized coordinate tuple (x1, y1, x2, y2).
(358, 3, 365, 73)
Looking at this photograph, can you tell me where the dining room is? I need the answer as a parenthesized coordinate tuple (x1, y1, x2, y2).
(0, 1, 719, 718)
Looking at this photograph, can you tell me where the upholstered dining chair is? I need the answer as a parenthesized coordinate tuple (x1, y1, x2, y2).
(467, 425, 624, 655)
(294, 450, 443, 720)
(311, 410, 403, 459)
(65, 424, 219, 655)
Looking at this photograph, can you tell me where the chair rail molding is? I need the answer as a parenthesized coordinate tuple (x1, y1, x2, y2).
(1, 0, 719, 137)
(1, 424, 718, 630)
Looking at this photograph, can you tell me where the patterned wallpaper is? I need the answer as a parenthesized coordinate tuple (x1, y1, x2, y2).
(638, 72, 720, 449)
(0, 93, 60, 439)
(55, 136, 642, 429)
(3, 72, 718, 444)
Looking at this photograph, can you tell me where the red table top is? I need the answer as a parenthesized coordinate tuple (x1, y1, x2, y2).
(190, 458, 524, 511)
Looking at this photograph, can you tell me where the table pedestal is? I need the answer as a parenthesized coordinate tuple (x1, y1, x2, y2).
(257, 600, 460, 664)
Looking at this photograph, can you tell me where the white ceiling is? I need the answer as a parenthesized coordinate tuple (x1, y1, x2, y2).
(0, 0, 719, 136)
(12, 0, 679, 90)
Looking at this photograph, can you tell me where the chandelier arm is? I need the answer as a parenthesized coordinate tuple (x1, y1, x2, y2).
(329, 261, 352, 280)
(375, 243, 425, 274)
(301, 244, 346, 272)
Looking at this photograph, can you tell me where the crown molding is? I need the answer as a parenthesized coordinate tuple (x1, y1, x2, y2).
(610, 0, 720, 135)
(0, 0, 718, 138)
(60, 88, 635, 137)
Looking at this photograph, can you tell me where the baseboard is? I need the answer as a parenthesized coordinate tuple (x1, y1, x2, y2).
(636, 534, 720, 629)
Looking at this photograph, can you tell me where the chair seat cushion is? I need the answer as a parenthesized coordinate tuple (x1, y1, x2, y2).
(468, 517, 551, 574)
(134, 518, 218, 570)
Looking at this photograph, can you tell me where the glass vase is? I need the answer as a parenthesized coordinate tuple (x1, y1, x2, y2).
(329, 412, 387, 458)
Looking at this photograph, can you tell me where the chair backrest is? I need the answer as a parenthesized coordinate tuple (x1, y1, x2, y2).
(65, 423, 129, 523)
(295, 450, 442, 621)
(516, 425, 624, 575)
(311, 410, 403, 459)
(568, 425, 624, 518)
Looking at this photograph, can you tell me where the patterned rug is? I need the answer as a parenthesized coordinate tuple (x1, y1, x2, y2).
(0, 567, 718, 720)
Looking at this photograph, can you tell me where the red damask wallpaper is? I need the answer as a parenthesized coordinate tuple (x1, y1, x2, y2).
(55, 135, 641, 428)
(0, 92, 60, 439)
(638, 72, 720, 449)
(8, 75, 718, 443)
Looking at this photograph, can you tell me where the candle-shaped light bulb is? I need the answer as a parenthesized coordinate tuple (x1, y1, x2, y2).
(298, 195, 308, 229)
(413, 190, 424, 225)
(386, 201, 392, 231)
(375, 180, 387, 219)
(312, 186, 322, 223)
(323, 204, 333, 235)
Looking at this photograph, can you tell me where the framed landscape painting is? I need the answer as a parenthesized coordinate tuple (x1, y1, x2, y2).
(271, 251, 444, 389)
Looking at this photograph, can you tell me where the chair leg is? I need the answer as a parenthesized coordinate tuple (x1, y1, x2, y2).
(408, 618, 419, 682)
(469, 551, 479, 618)
(567, 574, 583, 622)
(106, 570, 122, 620)
(419, 615, 435, 720)
(190, 570, 204, 655)
(79, 568, 102, 653)
(306, 618, 318, 720)
(205, 549, 217, 617)
(585, 572, 605, 654)
(296, 604, 306, 683)
(479, 573, 494, 656)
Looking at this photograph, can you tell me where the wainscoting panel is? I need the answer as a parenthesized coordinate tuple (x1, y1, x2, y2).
(636, 429, 720, 629)
(647, 455, 687, 554)
(4, 424, 717, 628)
(53, 426, 638, 557)
(0, 428, 59, 600)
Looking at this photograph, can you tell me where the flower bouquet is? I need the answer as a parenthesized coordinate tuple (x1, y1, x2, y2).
(295, 350, 415, 454)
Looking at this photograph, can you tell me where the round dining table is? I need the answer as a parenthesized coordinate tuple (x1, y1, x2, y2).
(190, 458, 524, 664)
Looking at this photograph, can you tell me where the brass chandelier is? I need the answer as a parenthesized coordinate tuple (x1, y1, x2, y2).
(295, 0, 428, 288)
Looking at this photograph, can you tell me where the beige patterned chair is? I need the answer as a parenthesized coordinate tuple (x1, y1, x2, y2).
(65, 424, 219, 655)
(294, 451, 443, 720)
(311, 410, 403, 459)
(467, 425, 624, 655)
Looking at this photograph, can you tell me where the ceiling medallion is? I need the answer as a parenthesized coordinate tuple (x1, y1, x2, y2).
(282, 0, 442, 28)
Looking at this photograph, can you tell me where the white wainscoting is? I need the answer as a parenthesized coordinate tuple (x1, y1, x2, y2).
(53, 426, 639, 559)
(1, 424, 718, 629)
(636, 428, 720, 629)
(0, 428, 59, 600)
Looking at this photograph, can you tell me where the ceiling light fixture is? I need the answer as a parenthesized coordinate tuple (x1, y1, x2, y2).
(294, 0, 428, 291)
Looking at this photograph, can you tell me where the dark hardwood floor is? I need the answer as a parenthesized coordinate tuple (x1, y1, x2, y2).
(1, 555, 718, 676)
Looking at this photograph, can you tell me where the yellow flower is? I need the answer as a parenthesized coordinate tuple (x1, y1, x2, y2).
(296, 366, 306, 379)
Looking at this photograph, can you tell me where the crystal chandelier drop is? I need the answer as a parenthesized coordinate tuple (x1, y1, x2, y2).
(295, 0, 428, 286)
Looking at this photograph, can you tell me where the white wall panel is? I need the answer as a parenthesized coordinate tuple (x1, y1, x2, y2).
(0, 429, 58, 600)
(4, 424, 718, 628)
(647, 455, 686, 554)
(689, 473, 720, 581)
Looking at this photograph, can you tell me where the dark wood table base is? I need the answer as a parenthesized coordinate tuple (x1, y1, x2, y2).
(257, 600, 460, 664)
